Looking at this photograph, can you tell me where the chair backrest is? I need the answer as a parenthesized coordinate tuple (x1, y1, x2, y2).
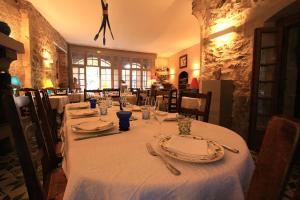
(84, 89, 103, 101)
(55, 88, 68, 96)
(137, 89, 150, 105)
(39, 90, 58, 141)
(246, 116, 300, 200)
(103, 88, 120, 97)
(34, 91, 58, 167)
(178, 91, 212, 122)
(2, 92, 53, 199)
(167, 89, 178, 113)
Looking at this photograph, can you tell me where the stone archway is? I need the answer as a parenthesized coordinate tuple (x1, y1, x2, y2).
(178, 71, 188, 90)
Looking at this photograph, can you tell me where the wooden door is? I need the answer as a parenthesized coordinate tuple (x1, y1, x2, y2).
(249, 27, 283, 150)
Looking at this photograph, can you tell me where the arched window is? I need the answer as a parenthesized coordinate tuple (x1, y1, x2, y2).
(100, 58, 111, 89)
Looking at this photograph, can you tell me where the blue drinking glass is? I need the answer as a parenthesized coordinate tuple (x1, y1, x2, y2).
(116, 111, 132, 131)
(89, 98, 97, 109)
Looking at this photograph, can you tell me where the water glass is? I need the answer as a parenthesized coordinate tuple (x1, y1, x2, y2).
(89, 98, 97, 109)
(177, 115, 192, 135)
(116, 111, 132, 131)
(141, 106, 150, 120)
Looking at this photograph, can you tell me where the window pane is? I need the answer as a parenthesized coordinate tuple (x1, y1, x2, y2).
(73, 68, 78, 74)
(101, 68, 112, 89)
(87, 56, 98, 66)
(122, 69, 130, 87)
(79, 74, 85, 79)
(100, 59, 111, 67)
(123, 64, 131, 69)
(86, 67, 100, 89)
(114, 69, 119, 88)
(73, 73, 79, 80)
(72, 54, 84, 65)
(80, 68, 85, 73)
(132, 62, 141, 69)
(80, 80, 85, 85)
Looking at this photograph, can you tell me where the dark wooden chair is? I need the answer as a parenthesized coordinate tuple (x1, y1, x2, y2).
(2, 92, 67, 200)
(103, 88, 120, 101)
(35, 90, 63, 165)
(166, 89, 178, 113)
(178, 91, 212, 122)
(40, 90, 59, 141)
(84, 89, 103, 101)
(129, 88, 140, 105)
(137, 89, 150, 105)
(246, 116, 300, 200)
(55, 88, 68, 96)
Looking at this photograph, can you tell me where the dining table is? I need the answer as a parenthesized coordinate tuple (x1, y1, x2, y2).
(49, 95, 70, 113)
(61, 103, 254, 200)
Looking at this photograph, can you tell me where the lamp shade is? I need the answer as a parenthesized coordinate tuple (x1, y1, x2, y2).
(11, 76, 21, 87)
(190, 78, 199, 89)
(43, 79, 54, 88)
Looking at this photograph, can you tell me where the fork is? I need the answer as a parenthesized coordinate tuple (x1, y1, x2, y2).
(146, 143, 181, 176)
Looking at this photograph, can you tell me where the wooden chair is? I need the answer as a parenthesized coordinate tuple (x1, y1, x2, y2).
(137, 89, 150, 105)
(178, 91, 212, 122)
(166, 89, 178, 113)
(103, 88, 120, 101)
(40, 90, 59, 142)
(35, 90, 63, 165)
(84, 89, 103, 101)
(55, 88, 68, 96)
(129, 88, 140, 105)
(246, 116, 300, 200)
(2, 92, 66, 200)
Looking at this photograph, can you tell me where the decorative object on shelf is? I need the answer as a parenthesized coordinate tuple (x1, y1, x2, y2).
(179, 54, 188, 68)
(11, 76, 21, 87)
(190, 78, 199, 93)
(0, 21, 11, 36)
(94, 0, 114, 46)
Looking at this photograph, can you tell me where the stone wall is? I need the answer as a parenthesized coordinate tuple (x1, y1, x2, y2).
(0, 0, 68, 88)
(192, 0, 296, 139)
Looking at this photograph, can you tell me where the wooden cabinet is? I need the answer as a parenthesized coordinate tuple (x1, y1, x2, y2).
(202, 80, 233, 129)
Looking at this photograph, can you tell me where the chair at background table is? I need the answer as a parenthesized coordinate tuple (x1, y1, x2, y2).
(246, 116, 300, 200)
(55, 88, 68, 96)
(2, 92, 66, 200)
(137, 89, 150, 105)
(84, 89, 103, 101)
(129, 88, 140, 105)
(178, 91, 212, 122)
(103, 88, 120, 100)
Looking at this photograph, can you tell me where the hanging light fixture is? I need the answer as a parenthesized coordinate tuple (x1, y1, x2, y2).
(94, 0, 114, 46)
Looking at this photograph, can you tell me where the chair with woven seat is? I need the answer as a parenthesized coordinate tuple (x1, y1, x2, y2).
(246, 116, 300, 200)
(178, 91, 212, 122)
(2, 92, 67, 200)
(84, 89, 103, 101)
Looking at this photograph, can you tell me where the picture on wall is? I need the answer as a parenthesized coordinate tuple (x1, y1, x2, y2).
(179, 54, 187, 68)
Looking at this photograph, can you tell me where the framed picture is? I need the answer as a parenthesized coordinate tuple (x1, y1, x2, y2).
(179, 54, 187, 68)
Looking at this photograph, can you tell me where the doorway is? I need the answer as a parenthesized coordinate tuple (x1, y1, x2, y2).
(178, 71, 188, 90)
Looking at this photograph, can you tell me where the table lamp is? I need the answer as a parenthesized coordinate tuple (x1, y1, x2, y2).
(190, 78, 199, 93)
(43, 79, 54, 95)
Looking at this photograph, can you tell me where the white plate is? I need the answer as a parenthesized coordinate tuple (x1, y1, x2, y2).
(69, 110, 98, 118)
(71, 122, 115, 134)
(158, 135, 224, 163)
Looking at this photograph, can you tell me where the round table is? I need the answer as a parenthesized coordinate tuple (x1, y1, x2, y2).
(62, 105, 254, 200)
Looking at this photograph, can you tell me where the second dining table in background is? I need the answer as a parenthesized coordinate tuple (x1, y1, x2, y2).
(61, 103, 254, 200)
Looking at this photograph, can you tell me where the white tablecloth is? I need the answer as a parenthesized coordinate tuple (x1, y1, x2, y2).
(68, 93, 84, 103)
(62, 105, 254, 200)
(49, 96, 69, 113)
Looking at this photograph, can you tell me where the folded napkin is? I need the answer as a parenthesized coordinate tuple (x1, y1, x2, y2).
(165, 135, 208, 156)
(69, 109, 98, 117)
(74, 120, 113, 131)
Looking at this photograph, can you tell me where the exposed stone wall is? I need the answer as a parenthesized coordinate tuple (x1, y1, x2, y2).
(0, 0, 68, 88)
(192, 0, 296, 139)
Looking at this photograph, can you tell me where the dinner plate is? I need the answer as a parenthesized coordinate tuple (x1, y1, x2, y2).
(158, 135, 224, 163)
(71, 121, 115, 134)
(69, 110, 98, 118)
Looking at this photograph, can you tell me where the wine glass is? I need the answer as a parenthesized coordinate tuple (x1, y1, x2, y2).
(154, 111, 168, 138)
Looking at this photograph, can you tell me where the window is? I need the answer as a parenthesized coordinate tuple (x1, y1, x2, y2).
(122, 63, 131, 87)
(114, 69, 119, 88)
(101, 68, 111, 89)
(72, 53, 84, 65)
(86, 67, 99, 89)
(143, 71, 151, 89)
(87, 56, 98, 66)
(72, 67, 85, 90)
